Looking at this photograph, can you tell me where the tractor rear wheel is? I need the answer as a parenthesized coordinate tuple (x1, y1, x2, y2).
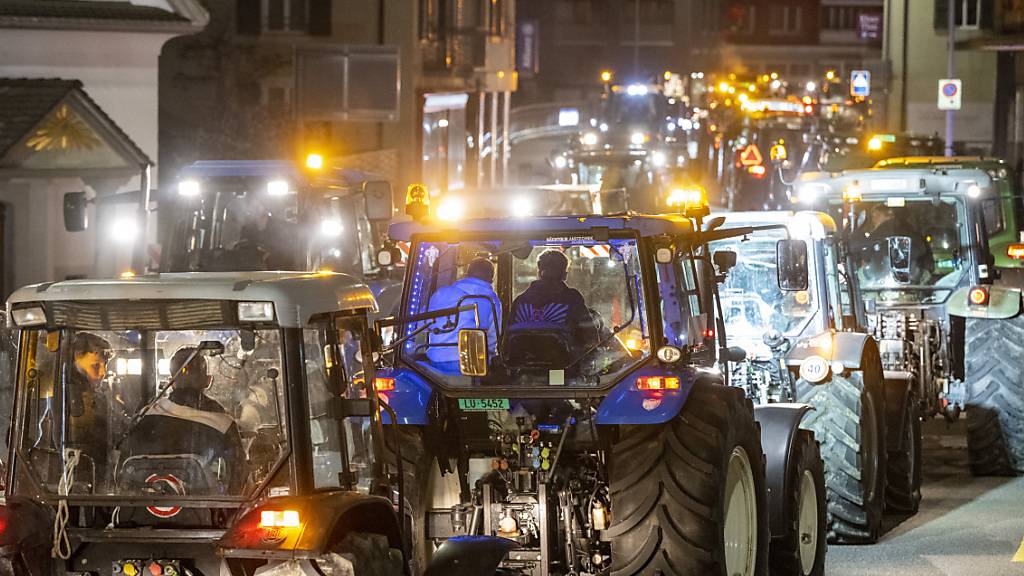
(796, 371, 887, 544)
(964, 316, 1024, 476)
(770, 430, 826, 576)
(607, 381, 769, 576)
(885, 393, 922, 514)
(381, 425, 433, 574)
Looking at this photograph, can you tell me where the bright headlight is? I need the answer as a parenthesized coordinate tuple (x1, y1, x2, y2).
(582, 132, 599, 146)
(267, 179, 290, 196)
(110, 217, 139, 243)
(320, 219, 344, 236)
(178, 180, 200, 197)
(553, 155, 568, 169)
(967, 184, 982, 198)
(651, 151, 667, 167)
(510, 196, 533, 218)
(436, 196, 466, 222)
(630, 132, 647, 146)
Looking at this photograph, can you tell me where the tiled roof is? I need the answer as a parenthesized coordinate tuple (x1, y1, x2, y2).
(0, 0, 188, 26)
(0, 78, 151, 165)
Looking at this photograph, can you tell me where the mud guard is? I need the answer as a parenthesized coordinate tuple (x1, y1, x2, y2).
(377, 367, 432, 425)
(594, 366, 705, 425)
(947, 285, 1022, 319)
(0, 498, 53, 576)
(218, 491, 402, 561)
(423, 536, 520, 576)
(786, 331, 874, 371)
(754, 403, 814, 539)
(882, 371, 914, 452)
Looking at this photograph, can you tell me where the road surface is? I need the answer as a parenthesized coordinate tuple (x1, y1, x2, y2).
(827, 418, 1024, 575)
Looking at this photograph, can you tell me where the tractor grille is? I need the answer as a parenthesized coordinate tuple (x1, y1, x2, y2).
(48, 300, 232, 330)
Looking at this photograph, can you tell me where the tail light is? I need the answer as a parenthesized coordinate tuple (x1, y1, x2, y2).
(636, 376, 680, 391)
(747, 165, 767, 178)
(1007, 244, 1024, 260)
(968, 286, 989, 306)
(374, 377, 396, 392)
(260, 510, 300, 528)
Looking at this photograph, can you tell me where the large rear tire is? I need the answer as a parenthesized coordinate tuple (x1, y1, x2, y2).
(796, 371, 886, 544)
(380, 425, 432, 575)
(964, 315, 1024, 476)
(770, 430, 826, 576)
(607, 381, 769, 576)
(885, 393, 922, 514)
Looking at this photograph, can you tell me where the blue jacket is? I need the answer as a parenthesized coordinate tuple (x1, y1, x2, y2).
(426, 277, 501, 364)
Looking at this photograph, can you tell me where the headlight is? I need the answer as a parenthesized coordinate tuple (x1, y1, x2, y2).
(651, 151, 667, 167)
(110, 217, 139, 243)
(796, 184, 823, 204)
(436, 196, 466, 222)
(630, 132, 647, 146)
(11, 306, 46, 327)
(582, 132, 599, 146)
(867, 137, 883, 151)
(510, 196, 533, 218)
(320, 219, 344, 236)
(967, 184, 982, 198)
(178, 180, 200, 197)
(238, 301, 275, 322)
(553, 155, 568, 169)
(267, 179, 290, 196)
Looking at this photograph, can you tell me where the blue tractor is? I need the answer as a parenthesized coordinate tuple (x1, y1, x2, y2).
(369, 193, 826, 576)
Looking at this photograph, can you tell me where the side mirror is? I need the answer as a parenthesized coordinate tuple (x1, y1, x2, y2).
(363, 181, 394, 221)
(458, 328, 488, 377)
(776, 239, 809, 291)
(887, 236, 912, 285)
(377, 246, 403, 267)
(721, 346, 747, 363)
(703, 216, 726, 232)
(63, 191, 89, 232)
(712, 250, 738, 275)
(655, 247, 674, 264)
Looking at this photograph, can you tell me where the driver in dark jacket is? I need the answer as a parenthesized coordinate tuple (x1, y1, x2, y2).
(509, 250, 599, 356)
(121, 347, 245, 493)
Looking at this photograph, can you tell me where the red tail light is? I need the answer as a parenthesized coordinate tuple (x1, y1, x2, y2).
(374, 377, 396, 392)
(968, 286, 989, 306)
(636, 376, 681, 391)
(1007, 244, 1024, 260)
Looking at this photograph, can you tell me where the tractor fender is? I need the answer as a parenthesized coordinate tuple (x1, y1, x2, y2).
(0, 498, 53, 576)
(423, 535, 520, 576)
(882, 371, 914, 453)
(947, 285, 1023, 319)
(377, 367, 432, 425)
(786, 331, 875, 371)
(218, 491, 402, 561)
(753, 403, 814, 539)
(595, 365, 707, 425)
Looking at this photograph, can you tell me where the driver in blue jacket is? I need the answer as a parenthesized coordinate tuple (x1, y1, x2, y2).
(426, 257, 501, 372)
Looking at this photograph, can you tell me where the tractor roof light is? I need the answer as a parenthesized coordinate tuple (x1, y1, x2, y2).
(267, 179, 290, 196)
(667, 185, 710, 218)
(178, 179, 201, 197)
(238, 301, 275, 322)
(965, 182, 983, 198)
(867, 136, 883, 151)
(600, 70, 613, 83)
(405, 184, 430, 220)
(843, 182, 863, 202)
(305, 153, 324, 171)
(11, 306, 46, 327)
(436, 196, 466, 222)
(582, 132, 599, 146)
(630, 132, 647, 146)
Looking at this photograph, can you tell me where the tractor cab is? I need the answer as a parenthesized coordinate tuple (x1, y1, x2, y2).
(0, 272, 410, 576)
(163, 159, 394, 277)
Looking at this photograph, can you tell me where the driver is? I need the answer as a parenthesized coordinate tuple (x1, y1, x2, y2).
(67, 333, 122, 472)
(121, 347, 245, 492)
(238, 199, 301, 271)
(426, 257, 501, 373)
(862, 203, 934, 279)
(509, 250, 599, 356)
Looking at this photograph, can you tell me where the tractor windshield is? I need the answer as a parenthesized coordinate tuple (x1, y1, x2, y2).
(829, 197, 966, 304)
(397, 234, 649, 390)
(713, 229, 819, 343)
(14, 325, 291, 502)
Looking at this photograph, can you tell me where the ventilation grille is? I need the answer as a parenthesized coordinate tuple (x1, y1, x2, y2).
(49, 300, 231, 330)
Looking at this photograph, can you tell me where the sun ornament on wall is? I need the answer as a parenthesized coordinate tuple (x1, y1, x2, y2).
(25, 104, 101, 152)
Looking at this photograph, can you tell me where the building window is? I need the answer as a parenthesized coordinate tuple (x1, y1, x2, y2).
(262, 0, 307, 32)
(934, 0, 991, 30)
(958, 0, 982, 29)
(725, 2, 756, 35)
(823, 6, 861, 31)
(769, 5, 802, 35)
(624, 0, 675, 24)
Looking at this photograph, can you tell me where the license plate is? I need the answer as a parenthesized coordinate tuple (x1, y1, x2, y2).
(458, 398, 510, 411)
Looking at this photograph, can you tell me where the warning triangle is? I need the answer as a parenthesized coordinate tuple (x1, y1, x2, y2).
(740, 144, 763, 167)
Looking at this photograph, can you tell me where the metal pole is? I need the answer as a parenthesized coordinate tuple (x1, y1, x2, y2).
(490, 91, 498, 188)
(502, 90, 511, 186)
(633, 0, 640, 76)
(477, 91, 486, 189)
(946, 0, 956, 157)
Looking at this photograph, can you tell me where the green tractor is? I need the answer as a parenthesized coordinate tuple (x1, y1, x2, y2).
(795, 166, 1024, 476)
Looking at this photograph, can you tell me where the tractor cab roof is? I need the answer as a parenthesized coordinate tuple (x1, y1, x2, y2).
(874, 156, 1008, 169)
(388, 213, 695, 241)
(8, 271, 377, 328)
(795, 167, 994, 201)
(178, 160, 382, 191)
(722, 210, 836, 239)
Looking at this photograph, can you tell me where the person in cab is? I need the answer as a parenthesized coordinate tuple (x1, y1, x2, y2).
(426, 257, 501, 372)
(120, 346, 245, 493)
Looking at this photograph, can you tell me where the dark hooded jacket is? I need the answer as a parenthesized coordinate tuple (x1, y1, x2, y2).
(509, 278, 599, 354)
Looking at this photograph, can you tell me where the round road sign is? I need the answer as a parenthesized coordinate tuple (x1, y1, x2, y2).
(942, 82, 958, 97)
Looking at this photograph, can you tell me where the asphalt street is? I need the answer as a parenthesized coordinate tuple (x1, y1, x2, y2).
(826, 418, 1024, 575)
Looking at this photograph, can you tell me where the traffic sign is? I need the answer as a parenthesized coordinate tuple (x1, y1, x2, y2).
(850, 70, 871, 97)
(739, 144, 764, 167)
(938, 79, 962, 110)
